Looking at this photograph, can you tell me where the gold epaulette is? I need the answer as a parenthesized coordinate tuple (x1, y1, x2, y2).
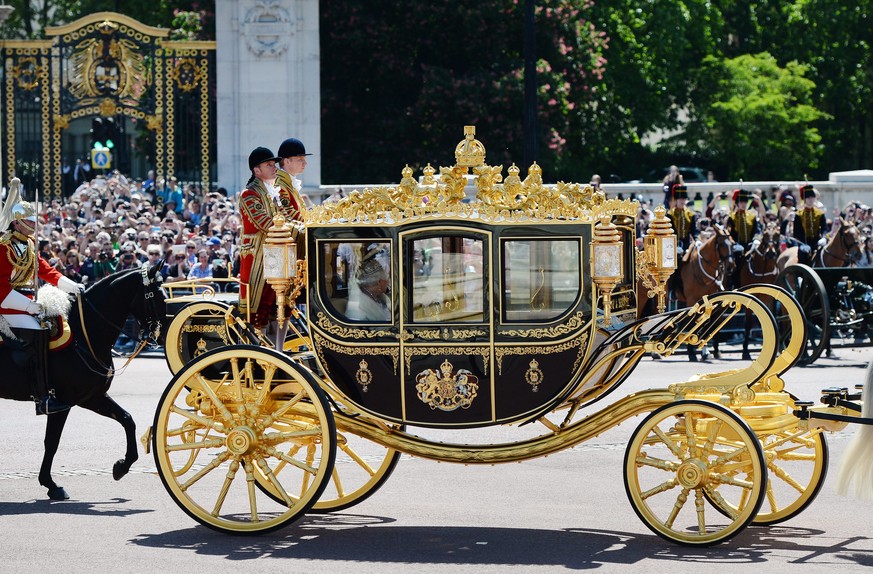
(0, 229, 13, 246)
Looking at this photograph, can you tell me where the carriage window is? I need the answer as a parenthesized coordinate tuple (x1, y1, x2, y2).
(410, 236, 484, 323)
(503, 239, 580, 321)
(321, 241, 392, 323)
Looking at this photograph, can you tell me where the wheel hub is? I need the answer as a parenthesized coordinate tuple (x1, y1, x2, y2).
(677, 459, 708, 488)
(226, 426, 257, 455)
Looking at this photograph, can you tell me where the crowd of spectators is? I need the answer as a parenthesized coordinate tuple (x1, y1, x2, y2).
(37, 170, 240, 292)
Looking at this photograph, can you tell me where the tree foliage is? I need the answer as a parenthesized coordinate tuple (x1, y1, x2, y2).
(686, 53, 827, 179)
(0, 1, 213, 40)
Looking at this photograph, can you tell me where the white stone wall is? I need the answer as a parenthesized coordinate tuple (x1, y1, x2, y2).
(216, 0, 321, 195)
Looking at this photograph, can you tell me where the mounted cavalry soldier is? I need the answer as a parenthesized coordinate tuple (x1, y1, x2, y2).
(0, 179, 85, 415)
(665, 185, 698, 297)
(783, 184, 828, 265)
(726, 188, 762, 289)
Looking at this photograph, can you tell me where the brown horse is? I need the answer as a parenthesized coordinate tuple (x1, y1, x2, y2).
(669, 225, 735, 360)
(673, 224, 735, 305)
(777, 218, 863, 270)
(737, 223, 781, 359)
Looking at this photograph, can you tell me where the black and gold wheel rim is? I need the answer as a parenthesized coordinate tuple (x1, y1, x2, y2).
(624, 400, 767, 546)
(153, 345, 336, 534)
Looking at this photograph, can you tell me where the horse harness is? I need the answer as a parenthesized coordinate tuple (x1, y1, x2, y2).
(692, 230, 733, 290)
(76, 267, 164, 376)
(817, 225, 861, 267)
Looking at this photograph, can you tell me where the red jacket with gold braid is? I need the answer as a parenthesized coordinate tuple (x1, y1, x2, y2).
(0, 230, 64, 315)
(238, 178, 281, 326)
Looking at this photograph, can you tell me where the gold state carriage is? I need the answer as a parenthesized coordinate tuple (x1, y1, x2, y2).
(148, 127, 855, 546)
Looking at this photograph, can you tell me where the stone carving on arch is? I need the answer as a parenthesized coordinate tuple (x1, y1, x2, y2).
(242, 0, 294, 58)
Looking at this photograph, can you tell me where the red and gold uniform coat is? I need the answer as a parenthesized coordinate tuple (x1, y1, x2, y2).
(238, 173, 305, 327)
(0, 230, 64, 315)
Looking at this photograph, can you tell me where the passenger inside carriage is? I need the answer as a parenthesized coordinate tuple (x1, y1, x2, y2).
(346, 243, 392, 322)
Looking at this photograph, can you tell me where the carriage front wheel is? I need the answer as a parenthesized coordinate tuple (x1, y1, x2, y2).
(624, 400, 767, 546)
(152, 345, 336, 534)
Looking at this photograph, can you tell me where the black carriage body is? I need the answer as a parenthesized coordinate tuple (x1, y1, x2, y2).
(307, 217, 639, 428)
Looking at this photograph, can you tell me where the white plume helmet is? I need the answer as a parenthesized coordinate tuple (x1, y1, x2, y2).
(0, 177, 26, 229)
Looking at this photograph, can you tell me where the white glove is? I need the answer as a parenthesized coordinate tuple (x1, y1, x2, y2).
(676, 245, 684, 255)
(751, 239, 760, 249)
(800, 243, 811, 253)
(694, 240, 702, 249)
(58, 276, 85, 294)
(732, 243, 744, 253)
(817, 237, 827, 247)
(2, 289, 42, 315)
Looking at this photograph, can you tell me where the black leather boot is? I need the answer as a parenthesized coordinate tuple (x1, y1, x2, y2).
(15, 328, 70, 416)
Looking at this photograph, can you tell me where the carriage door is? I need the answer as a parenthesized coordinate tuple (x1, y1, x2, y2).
(399, 228, 493, 426)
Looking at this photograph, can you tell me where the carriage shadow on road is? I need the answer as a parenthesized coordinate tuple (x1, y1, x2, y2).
(0, 498, 153, 518)
(128, 514, 873, 568)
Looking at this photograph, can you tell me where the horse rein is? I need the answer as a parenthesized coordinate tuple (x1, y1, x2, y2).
(693, 233, 731, 290)
(75, 267, 164, 375)
(745, 236, 778, 277)
(820, 225, 860, 267)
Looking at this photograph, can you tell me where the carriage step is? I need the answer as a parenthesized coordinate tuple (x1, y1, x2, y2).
(140, 426, 153, 455)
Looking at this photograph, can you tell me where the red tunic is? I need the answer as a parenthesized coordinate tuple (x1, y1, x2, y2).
(238, 179, 281, 327)
(0, 231, 64, 315)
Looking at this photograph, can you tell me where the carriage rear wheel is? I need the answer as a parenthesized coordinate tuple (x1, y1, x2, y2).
(152, 345, 336, 534)
(775, 264, 830, 366)
(624, 400, 767, 546)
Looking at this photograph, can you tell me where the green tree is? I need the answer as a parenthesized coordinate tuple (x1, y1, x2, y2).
(320, 0, 607, 184)
(685, 52, 827, 179)
(0, 1, 214, 40)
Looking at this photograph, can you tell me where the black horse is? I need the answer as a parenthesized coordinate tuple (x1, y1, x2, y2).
(0, 264, 165, 500)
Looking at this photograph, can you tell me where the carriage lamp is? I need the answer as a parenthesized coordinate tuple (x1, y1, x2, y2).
(638, 206, 677, 314)
(262, 214, 298, 341)
(591, 215, 624, 325)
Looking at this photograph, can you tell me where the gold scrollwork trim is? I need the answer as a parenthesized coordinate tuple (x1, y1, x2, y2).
(314, 333, 399, 373)
(403, 327, 487, 340)
(404, 346, 490, 376)
(501, 311, 588, 339)
(495, 331, 588, 374)
(182, 323, 230, 345)
(316, 311, 397, 340)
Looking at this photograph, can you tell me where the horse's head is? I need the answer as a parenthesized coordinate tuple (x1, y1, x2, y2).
(135, 262, 168, 345)
(760, 223, 780, 261)
(837, 219, 863, 264)
(711, 223, 736, 263)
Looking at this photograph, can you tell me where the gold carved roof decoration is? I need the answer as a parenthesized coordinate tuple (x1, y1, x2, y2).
(307, 126, 638, 226)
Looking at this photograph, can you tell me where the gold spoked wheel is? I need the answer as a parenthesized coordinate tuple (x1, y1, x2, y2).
(152, 345, 336, 534)
(716, 427, 828, 525)
(164, 301, 251, 375)
(624, 400, 767, 546)
(254, 422, 402, 512)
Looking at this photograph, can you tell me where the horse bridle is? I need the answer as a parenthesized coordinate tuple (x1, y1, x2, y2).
(746, 232, 779, 278)
(820, 224, 861, 267)
(77, 266, 165, 365)
(694, 229, 733, 290)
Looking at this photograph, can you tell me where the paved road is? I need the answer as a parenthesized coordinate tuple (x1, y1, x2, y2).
(1, 347, 873, 573)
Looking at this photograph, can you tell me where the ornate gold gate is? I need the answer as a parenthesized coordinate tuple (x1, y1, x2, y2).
(0, 12, 216, 198)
